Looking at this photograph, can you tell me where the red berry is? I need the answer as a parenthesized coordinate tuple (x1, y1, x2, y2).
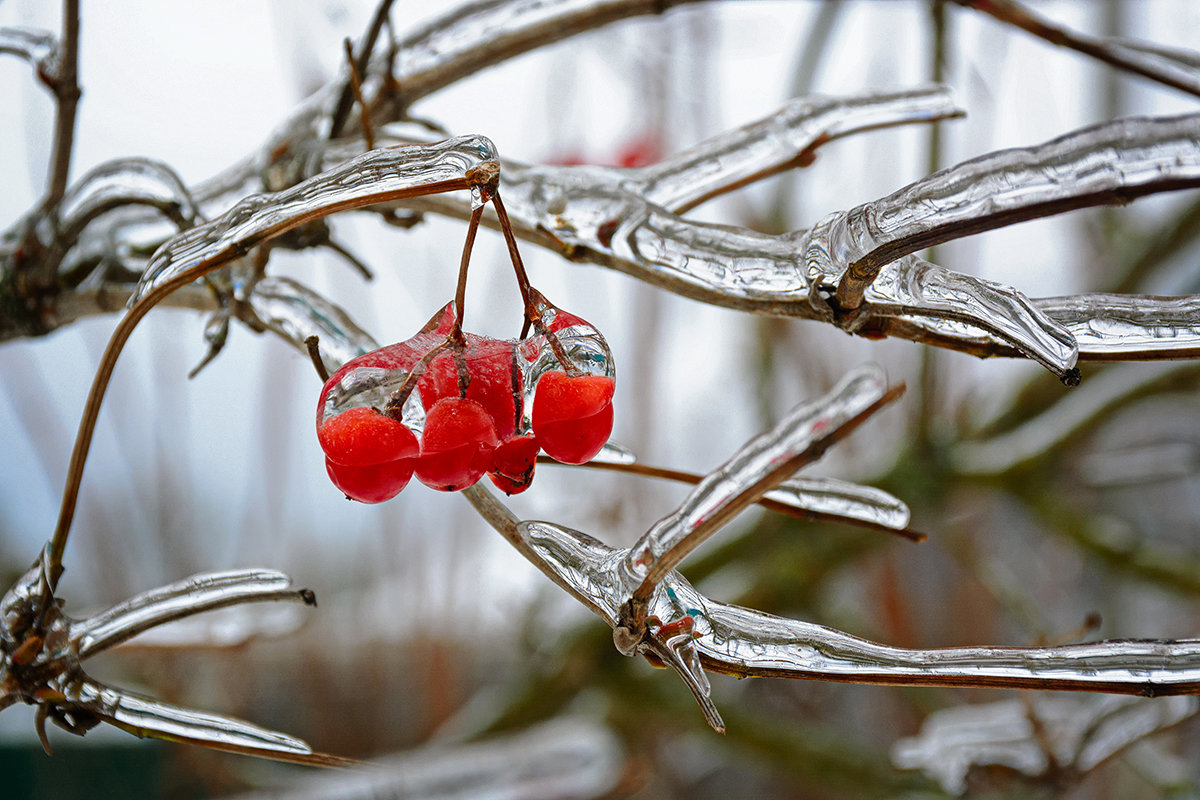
(416, 397, 500, 491)
(325, 455, 416, 504)
(318, 406, 419, 467)
(614, 133, 662, 168)
(532, 371, 615, 464)
(489, 434, 540, 495)
(418, 336, 520, 441)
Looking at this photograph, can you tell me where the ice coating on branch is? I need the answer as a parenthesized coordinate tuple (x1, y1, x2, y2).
(0, 552, 318, 757)
(624, 365, 891, 587)
(0, 27, 59, 76)
(132, 136, 498, 302)
(764, 476, 910, 530)
(247, 277, 378, 375)
(495, 109, 1200, 372)
(635, 86, 963, 212)
(697, 592, 1200, 693)
(828, 114, 1200, 304)
(1036, 294, 1200, 357)
(892, 695, 1198, 794)
(71, 680, 313, 755)
(56, 158, 198, 243)
(468, 356, 1200, 730)
(862, 255, 1077, 373)
(516, 508, 1200, 733)
(69, 568, 304, 658)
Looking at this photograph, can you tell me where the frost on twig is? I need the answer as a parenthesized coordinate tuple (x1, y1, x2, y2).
(0, 546, 348, 764)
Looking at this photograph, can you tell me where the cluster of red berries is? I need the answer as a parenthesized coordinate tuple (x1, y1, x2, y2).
(316, 293, 615, 503)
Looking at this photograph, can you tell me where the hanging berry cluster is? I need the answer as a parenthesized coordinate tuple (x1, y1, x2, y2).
(314, 187, 615, 502)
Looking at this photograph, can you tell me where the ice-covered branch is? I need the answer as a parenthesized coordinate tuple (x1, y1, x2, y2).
(633, 86, 964, 212)
(0, 549, 351, 764)
(831, 114, 1200, 309)
(459, 367, 1200, 731)
(617, 367, 903, 639)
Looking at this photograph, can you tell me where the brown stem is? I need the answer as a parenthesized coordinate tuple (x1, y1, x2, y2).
(342, 38, 376, 151)
(304, 336, 330, 382)
(491, 190, 535, 309)
(329, 0, 398, 139)
(493, 189, 583, 377)
(40, 0, 81, 215)
(384, 338, 451, 417)
(451, 204, 485, 342)
(953, 0, 1200, 100)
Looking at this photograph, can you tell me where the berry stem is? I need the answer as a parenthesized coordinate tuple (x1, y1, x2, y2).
(491, 190, 534, 311)
(451, 203, 485, 345)
(491, 190, 582, 377)
(304, 335, 331, 382)
(384, 338, 453, 418)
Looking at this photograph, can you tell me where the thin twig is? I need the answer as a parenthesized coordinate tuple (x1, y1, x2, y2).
(342, 38, 376, 151)
(329, 0, 398, 139)
(953, 0, 1200, 100)
(540, 456, 926, 542)
(323, 238, 375, 281)
(305, 336, 330, 382)
(40, 0, 81, 215)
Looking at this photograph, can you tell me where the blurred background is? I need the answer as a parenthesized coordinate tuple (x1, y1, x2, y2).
(2, 1, 1200, 797)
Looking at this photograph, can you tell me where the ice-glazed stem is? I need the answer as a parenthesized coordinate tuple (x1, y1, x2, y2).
(69, 679, 355, 766)
(70, 569, 315, 659)
(133, 136, 498, 300)
(385, 0, 706, 108)
(634, 86, 963, 213)
(698, 591, 1200, 697)
(1035, 294, 1200, 359)
(515, 513, 1200, 729)
(49, 136, 499, 582)
(834, 113, 1200, 310)
(860, 254, 1079, 378)
(555, 457, 919, 539)
(622, 366, 901, 620)
(247, 276, 380, 374)
(55, 158, 198, 248)
(0, 27, 59, 75)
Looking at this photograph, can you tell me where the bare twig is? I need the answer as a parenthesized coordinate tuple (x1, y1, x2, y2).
(40, 0, 81, 214)
(342, 37, 376, 151)
(329, 0, 398, 139)
(544, 456, 926, 542)
(953, 0, 1200, 100)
